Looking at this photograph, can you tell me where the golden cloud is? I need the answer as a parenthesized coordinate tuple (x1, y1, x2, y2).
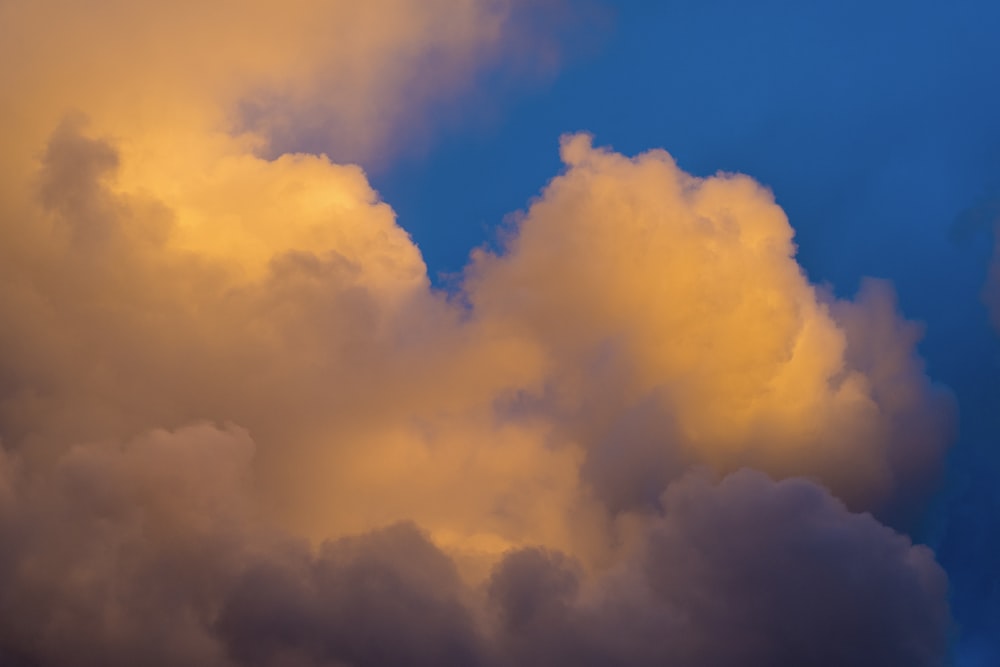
(0, 3, 954, 664)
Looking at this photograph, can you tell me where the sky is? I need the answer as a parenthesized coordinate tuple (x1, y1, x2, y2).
(0, 1, 998, 666)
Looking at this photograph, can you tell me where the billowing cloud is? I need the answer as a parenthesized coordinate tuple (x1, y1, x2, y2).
(0, 2, 956, 665)
(469, 134, 954, 517)
(485, 471, 948, 667)
(0, 425, 254, 667)
(0, 435, 948, 666)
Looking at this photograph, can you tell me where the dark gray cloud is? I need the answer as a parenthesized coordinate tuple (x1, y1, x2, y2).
(486, 471, 950, 667)
(217, 522, 485, 667)
(0, 422, 950, 667)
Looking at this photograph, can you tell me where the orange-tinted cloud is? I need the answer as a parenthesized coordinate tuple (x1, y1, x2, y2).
(0, 3, 955, 665)
(468, 134, 954, 515)
(0, 0, 555, 167)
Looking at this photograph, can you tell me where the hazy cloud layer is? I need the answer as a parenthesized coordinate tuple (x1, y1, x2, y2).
(0, 0, 573, 167)
(0, 2, 956, 665)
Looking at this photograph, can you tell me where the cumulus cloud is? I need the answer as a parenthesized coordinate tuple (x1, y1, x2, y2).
(469, 134, 954, 516)
(0, 121, 956, 664)
(485, 471, 948, 667)
(0, 437, 949, 666)
(0, 425, 255, 667)
(0, 3, 957, 665)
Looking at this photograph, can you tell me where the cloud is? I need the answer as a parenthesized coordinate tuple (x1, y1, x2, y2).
(0, 424, 255, 667)
(468, 134, 954, 517)
(0, 4, 956, 664)
(0, 122, 956, 664)
(485, 471, 949, 667)
(0, 435, 949, 666)
(217, 522, 484, 667)
(0, 0, 579, 172)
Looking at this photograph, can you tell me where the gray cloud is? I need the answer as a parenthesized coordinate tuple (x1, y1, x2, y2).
(486, 471, 949, 667)
(0, 419, 949, 667)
